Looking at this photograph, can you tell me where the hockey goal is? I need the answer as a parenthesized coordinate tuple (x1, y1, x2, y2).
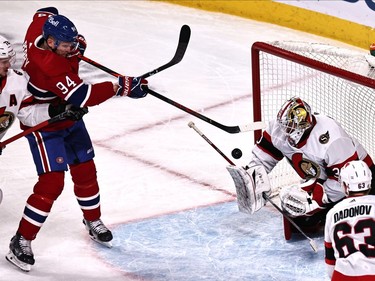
(251, 41, 375, 193)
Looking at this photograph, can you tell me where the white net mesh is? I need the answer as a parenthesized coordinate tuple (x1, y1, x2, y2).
(253, 41, 375, 193)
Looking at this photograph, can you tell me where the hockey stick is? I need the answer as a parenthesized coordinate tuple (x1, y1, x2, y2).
(262, 193, 318, 253)
(78, 25, 191, 79)
(188, 121, 318, 252)
(148, 88, 266, 133)
(0, 111, 69, 147)
(81, 56, 265, 133)
(188, 121, 235, 165)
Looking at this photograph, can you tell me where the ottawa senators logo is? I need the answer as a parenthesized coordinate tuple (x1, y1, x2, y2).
(0, 107, 15, 134)
(319, 131, 330, 144)
(299, 159, 320, 179)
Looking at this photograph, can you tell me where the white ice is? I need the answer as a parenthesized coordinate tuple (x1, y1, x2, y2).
(0, 1, 361, 280)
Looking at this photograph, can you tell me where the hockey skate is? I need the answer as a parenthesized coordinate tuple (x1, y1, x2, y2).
(83, 219, 113, 248)
(6, 233, 35, 272)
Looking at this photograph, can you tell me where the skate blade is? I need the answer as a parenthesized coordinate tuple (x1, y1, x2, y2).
(6, 251, 32, 272)
(89, 236, 112, 248)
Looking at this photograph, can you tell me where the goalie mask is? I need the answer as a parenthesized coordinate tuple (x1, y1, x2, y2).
(0, 35, 16, 65)
(339, 160, 372, 196)
(277, 97, 313, 146)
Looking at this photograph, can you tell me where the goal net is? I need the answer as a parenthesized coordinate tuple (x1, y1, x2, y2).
(251, 41, 375, 194)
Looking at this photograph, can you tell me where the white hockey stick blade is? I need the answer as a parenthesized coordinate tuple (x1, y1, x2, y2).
(0, 188, 2, 205)
(238, 121, 266, 132)
(309, 238, 318, 253)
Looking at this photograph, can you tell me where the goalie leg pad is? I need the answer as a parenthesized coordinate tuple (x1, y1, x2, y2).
(226, 165, 271, 214)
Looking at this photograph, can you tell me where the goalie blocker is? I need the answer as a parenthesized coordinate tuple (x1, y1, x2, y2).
(226, 165, 271, 214)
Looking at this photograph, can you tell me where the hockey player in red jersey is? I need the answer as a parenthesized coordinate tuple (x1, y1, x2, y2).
(6, 7, 148, 272)
(227, 97, 374, 239)
(324, 160, 375, 280)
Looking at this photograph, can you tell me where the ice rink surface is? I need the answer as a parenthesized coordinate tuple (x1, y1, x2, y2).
(0, 1, 362, 280)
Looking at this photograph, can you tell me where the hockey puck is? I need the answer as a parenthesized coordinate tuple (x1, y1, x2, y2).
(231, 148, 242, 159)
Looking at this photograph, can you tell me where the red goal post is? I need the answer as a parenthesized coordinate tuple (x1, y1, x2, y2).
(251, 41, 375, 192)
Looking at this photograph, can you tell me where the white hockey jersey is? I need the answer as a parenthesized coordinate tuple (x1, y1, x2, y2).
(324, 195, 375, 280)
(251, 114, 372, 203)
(0, 69, 31, 140)
(0, 69, 49, 142)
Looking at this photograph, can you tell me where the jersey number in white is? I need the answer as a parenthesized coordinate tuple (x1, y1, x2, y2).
(56, 76, 77, 95)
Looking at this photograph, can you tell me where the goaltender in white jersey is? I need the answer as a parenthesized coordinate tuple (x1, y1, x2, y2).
(227, 97, 374, 239)
(324, 160, 375, 281)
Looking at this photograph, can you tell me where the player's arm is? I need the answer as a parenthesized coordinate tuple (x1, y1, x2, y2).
(46, 70, 147, 107)
(251, 122, 284, 173)
(18, 92, 87, 127)
(324, 213, 335, 278)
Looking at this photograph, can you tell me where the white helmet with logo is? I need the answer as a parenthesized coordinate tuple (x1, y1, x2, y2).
(0, 35, 16, 65)
(277, 97, 314, 146)
(340, 160, 372, 195)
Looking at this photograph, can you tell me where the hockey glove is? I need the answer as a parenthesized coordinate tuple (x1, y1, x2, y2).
(68, 34, 87, 58)
(49, 103, 88, 121)
(116, 76, 148, 99)
(279, 180, 325, 217)
(76, 34, 87, 56)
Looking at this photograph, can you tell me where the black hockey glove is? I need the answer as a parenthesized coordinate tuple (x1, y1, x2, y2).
(49, 103, 88, 121)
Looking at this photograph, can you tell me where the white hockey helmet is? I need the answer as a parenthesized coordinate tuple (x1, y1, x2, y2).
(0, 35, 16, 65)
(277, 97, 313, 146)
(339, 160, 372, 195)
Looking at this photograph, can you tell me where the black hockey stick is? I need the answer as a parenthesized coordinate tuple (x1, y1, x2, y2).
(78, 25, 191, 79)
(82, 54, 266, 134)
(147, 88, 265, 134)
(139, 24, 190, 78)
(80, 25, 264, 134)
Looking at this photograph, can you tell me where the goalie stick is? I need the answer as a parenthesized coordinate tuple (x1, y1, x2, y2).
(78, 24, 191, 79)
(188, 121, 318, 252)
(262, 193, 318, 253)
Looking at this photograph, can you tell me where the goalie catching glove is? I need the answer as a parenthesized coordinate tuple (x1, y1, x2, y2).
(279, 179, 326, 217)
(226, 164, 271, 214)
